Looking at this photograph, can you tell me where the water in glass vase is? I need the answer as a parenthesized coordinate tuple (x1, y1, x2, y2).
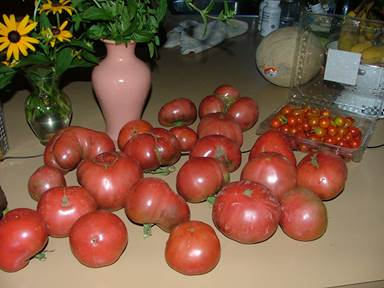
(24, 66, 72, 145)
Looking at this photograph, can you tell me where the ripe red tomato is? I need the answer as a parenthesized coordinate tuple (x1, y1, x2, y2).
(280, 187, 327, 241)
(44, 126, 115, 173)
(197, 112, 243, 148)
(198, 94, 225, 119)
(189, 134, 242, 172)
(165, 220, 221, 275)
(226, 96, 259, 131)
(212, 180, 280, 244)
(117, 119, 153, 151)
(28, 165, 66, 201)
(241, 152, 297, 201)
(77, 151, 143, 211)
(69, 210, 128, 268)
(169, 126, 198, 152)
(158, 98, 197, 127)
(0, 208, 48, 272)
(124, 177, 190, 237)
(297, 151, 348, 200)
(213, 84, 240, 106)
(249, 130, 296, 167)
(176, 157, 229, 203)
(122, 128, 181, 171)
(37, 186, 98, 237)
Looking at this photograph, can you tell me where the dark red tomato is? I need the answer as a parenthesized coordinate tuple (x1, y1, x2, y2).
(198, 94, 225, 119)
(297, 151, 348, 200)
(37, 186, 98, 237)
(44, 126, 115, 173)
(213, 84, 240, 107)
(280, 187, 327, 241)
(197, 112, 243, 148)
(28, 165, 66, 201)
(69, 210, 128, 268)
(124, 177, 190, 237)
(158, 98, 197, 127)
(117, 119, 153, 151)
(122, 128, 181, 171)
(165, 220, 221, 275)
(189, 134, 242, 172)
(176, 157, 229, 203)
(169, 126, 198, 152)
(249, 130, 296, 167)
(241, 152, 297, 201)
(212, 180, 280, 244)
(226, 97, 259, 131)
(0, 208, 48, 272)
(77, 151, 143, 211)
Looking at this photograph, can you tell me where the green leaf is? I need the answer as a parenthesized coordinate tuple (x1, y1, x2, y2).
(81, 6, 114, 21)
(55, 48, 73, 76)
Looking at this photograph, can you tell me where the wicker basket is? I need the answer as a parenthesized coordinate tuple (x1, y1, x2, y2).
(0, 103, 9, 158)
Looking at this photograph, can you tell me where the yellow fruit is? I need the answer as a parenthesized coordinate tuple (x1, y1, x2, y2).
(361, 46, 384, 65)
(350, 42, 372, 53)
(338, 31, 358, 51)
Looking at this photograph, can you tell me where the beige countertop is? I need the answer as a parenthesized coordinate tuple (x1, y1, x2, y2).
(1, 17, 384, 288)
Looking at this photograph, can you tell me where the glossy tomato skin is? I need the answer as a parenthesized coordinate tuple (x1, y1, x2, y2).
(212, 180, 281, 244)
(150, 127, 181, 166)
(124, 177, 190, 233)
(0, 208, 48, 272)
(28, 165, 66, 201)
(241, 152, 297, 201)
(227, 97, 259, 131)
(198, 94, 225, 119)
(176, 157, 229, 203)
(280, 187, 327, 241)
(297, 151, 347, 200)
(158, 98, 197, 127)
(117, 119, 153, 151)
(44, 126, 115, 173)
(189, 135, 242, 172)
(197, 112, 243, 148)
(169, 126, 198, 152)
(77, 151, 143, 211)
(165, 220, 221, 275)
(213, 84, 240, 106)
(250, 130, 296, 167)
(69, 210, 128, 268)
(37, 186, 98, 237)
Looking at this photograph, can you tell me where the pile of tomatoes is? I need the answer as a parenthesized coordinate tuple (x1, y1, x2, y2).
(0, 85, 350, 276)
(269, 104, 363, 151)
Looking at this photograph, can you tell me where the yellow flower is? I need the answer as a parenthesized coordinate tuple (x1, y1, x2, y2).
(49, 21, 73, 47)
(39, 0, 75, 15)
(0, 15, 39, 61)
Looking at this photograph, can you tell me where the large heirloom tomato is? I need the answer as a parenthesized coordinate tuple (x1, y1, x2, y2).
(165, 220, 221, 275)
(124, 177, 190, 237)
(28, 165, 66, 201)
(158, 97, 197, 127)
(117, 119, 153, 151)
(297, 151, 348, 200)
(169, 126, 198, 152)
(280, 187, 328, 241)
(0, 208, 48, 272)
(37, 186, 98, 237)
(226, 96, 259, 131)
(69, 210, 128, 268)
(77, 151, 143, 211)
(44, 126, 115, 173)
(241, 152, 297, 201)
(212, 180, 281, 244)
(190, 134, 242, 172)
(176, 157, 229, 203)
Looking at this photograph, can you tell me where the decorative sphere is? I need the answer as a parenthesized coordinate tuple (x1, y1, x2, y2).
(255, 26, 325, 88)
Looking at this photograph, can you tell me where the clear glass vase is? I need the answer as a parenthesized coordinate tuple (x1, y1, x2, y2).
(24, 66, 72, 145)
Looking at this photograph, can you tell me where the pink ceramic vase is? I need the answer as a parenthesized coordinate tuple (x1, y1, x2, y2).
(92, 40, 151, 140)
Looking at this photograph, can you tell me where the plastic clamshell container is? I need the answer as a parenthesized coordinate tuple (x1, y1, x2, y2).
(257, 12, 384, 162)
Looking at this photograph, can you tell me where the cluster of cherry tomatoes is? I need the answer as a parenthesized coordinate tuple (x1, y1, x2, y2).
(269, 104, 363, 151)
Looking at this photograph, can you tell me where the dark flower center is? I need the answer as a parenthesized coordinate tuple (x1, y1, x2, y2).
(8, 31, 21, 43)
(52, 27, 60, 35)
(51, 0, 61, 7)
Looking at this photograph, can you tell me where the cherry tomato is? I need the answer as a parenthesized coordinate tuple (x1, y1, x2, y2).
(318, 117, 331, 128)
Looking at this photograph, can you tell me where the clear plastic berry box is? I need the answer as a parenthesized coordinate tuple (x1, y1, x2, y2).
(257, 12, 384, 162)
